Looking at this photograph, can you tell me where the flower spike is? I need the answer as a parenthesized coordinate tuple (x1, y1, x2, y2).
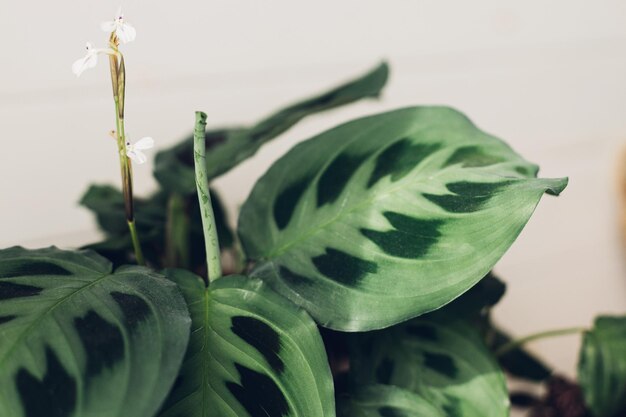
(101, 6, 136, 44)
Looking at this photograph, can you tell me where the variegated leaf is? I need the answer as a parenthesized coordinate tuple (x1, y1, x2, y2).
(578, 316, 626, 417)
(154, 62, 389, 194)
(240, 106, 567, 330)
(158, 270, 335, 417)
(0, 247, 190, 417)
(349, 315, 509, 417)
(338, 385, 445, 417)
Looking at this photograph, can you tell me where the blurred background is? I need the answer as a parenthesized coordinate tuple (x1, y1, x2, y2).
(1, 0, 626, 381)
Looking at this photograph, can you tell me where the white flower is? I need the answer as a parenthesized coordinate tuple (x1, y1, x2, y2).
(126, 137, 154, 164)
(72, 43, 116, 77)
(101, 6, 136, 44)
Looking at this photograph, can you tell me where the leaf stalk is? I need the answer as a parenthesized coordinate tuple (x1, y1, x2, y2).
(495, 326, 587, 357)
(193, 111, 222, 284)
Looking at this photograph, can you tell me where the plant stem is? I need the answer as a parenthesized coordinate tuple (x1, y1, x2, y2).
(495, 327, 587, 357)
(108, 44, 144, 266)
(193, 111, 222, 284)
(128, 219, 145, 265)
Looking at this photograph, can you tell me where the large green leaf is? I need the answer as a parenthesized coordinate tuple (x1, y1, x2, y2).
(337, 385, 445, 417)
(578, 316, 626, 417)
(154, 62, 389, 194)
(349, 315, 510, 417)
(0, 246, 190, 417)
(158, 271, 335, 417)
(240, 106, 567, 331)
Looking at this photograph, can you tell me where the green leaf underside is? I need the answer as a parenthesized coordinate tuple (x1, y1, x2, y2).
(338, 385, 445, 417)
(154, 62, 389, 194)
(240, 106, 567, 331)
(159, 271, 335, 417)
(0, 247, 190, 417)
(578, 316, 626, 417)
(349, 316, 509, 417)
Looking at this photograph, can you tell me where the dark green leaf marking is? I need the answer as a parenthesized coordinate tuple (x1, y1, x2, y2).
(74, 311, 124, 378)
(368, 139, 442, 188)
(406, 324, 438, 341)
(515, 166, 537, 176)
(361, 212, 443, 259)
(441, 397, 464, 417)
(492, 329, 551, 382)
(317, 152, 370, 207)
(376, 357, 395, 384)
(226, 364, 290, 417)
(443, 146, 504, 168)
(379, 407, 409, 417)
(16, 347, 77, 417)
(0, 282, 41, 300)
(423, 181, 512, 213)
(273, 175, 313, 229)
(0, 261, 71, 278)
(110, 292, 151, 330)
(0, 315, 16, 325)
(312, 248, 378, 286)
(423, 352, 458, 378)
(278, 266, 313, 288)
(231, 316, 285, 374)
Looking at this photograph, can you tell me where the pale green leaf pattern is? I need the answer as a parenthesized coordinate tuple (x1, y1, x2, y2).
(338, 385, 446, 417)
(240, 106, 567, 330)
(349, 315, 509, 417)
(158, 271, 335, 417)
(0, 247, 190, 417)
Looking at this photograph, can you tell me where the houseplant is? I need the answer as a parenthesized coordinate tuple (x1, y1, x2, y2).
(1, 9, 624, 417)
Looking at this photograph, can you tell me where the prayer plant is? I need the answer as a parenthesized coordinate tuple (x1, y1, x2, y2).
(2, 8, 625, 417)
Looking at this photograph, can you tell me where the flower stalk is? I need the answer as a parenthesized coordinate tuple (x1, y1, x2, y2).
(108, 34, 144, 265)
(73, 7, 149, 265)
(193, 111, 222, 284)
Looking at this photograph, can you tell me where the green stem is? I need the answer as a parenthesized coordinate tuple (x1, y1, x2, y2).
(128, 219, 145, 266)
(495, 327, 586, 357)
(112, 85, 144, 265)
(193, 111, 222, 284)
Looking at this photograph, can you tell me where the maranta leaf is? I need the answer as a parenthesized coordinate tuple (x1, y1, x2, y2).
(154, 62, 389, 194)
(578, 316, 626, 417)
(337, 385, 445, 417)
(0, 247, 190, 417)
(158, 271, 335, 417)
(240, 106, 567, 330)
(349, 315, 509, 417)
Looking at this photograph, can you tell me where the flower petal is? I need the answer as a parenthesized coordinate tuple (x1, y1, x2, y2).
(72, 56, 89, 77)
(101, 21, 116, 32)
(133, 137, 154, 150)
(127, 149, 147, 164)
(86, 53, 98, 69)
(116, 23, 136, 44)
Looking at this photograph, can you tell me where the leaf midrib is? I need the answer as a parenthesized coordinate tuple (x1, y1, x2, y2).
(0, 271, 111, 370)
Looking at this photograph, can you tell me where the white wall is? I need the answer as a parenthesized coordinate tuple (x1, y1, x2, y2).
(2, 0, 626, 380)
